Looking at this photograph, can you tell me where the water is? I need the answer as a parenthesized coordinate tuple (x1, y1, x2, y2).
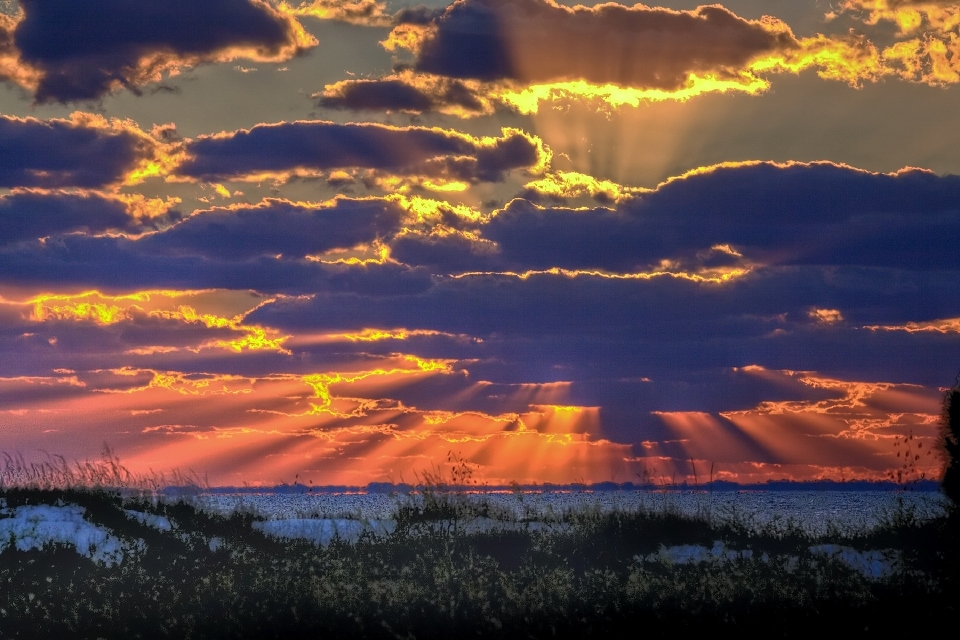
(194, 490, 950, 536)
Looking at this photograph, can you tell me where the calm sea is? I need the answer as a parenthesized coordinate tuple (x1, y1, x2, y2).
(195, 490, 950, 536)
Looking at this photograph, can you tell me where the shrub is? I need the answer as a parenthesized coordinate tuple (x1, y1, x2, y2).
(941, 380, 960, 506)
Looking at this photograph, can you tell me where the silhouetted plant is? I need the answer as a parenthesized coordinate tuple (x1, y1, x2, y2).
(888, 429, 933, 489)
(940, 379, 960, 506)
(3, 447, 957, 637)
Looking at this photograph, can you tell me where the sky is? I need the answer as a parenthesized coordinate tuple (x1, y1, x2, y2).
(0, 0, 958, 487)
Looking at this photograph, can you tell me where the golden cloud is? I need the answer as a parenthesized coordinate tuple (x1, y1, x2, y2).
(835, 1, 960, 34)
(277, 0, 391, 26)
(27, 290, 291, 355)
(360, 0, 960, 115)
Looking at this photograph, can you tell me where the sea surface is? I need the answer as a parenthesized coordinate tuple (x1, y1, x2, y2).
(194, 490, 951, 536)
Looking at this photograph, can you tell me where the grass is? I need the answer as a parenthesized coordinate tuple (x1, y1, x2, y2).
(0, 445, 207, 498)
(1, 452, 958, 638)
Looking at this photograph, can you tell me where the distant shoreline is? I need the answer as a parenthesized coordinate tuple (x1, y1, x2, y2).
(176, 479, 942, 496)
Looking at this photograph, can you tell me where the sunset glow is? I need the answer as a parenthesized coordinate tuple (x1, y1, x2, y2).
(0, 0, 957, 487)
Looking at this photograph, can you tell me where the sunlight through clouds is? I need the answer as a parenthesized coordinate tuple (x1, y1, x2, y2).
(0, 0, 956, 486)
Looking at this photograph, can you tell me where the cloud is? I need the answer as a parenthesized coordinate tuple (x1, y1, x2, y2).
(1, 282, 951, 485)
(0, 311, 243, 375)
(369, 0, 893, 113)
(394, 161, 960, 274)
(177, 121, 548, 186)
(864, 317, 960, 333)
(2, 161, 957, 343)
(1, 0, 315, 103)
(33, 298, 287, 355)
(391, 4, 447, 26)
(0, 290, 301, 380)
(3, 160, 958, 344)
(142, 197, 405, 260)
(0, 10, 39, 89)
(0, 233, 433, 296)
(0, 372, 89, 407)
(374, 0, 800, 111)
(833, 2, 960, 83)
(338, 0, 960, 116)
(2, 156, 958, 483)
(836, 1, 959, 33)
(519, 171, 644, 204)
(277, 0, 392, 26)
(0, 190, 180, 245)
(248, 265, 960, 342)
(242, 269, 957, 453)
(0, 113, 164, 188)
(317, 72, 492, 117)
(407, 0, 796, 88)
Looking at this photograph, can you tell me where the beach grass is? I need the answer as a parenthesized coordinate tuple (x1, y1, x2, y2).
(1, 451, 957, 639)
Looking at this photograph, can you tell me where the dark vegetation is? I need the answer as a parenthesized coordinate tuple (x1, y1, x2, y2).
(941, 380, 960, 504)
(1, 386, 959, 639)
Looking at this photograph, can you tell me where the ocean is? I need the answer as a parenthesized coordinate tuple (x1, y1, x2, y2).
(193, 489, 950, 537)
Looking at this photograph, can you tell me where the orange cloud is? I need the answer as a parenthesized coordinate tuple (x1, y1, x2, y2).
(298, 355, 456, 416)
(863, 317, 960, 333)
(319, 327, 480, 343)
(97, 367, 257, 396)
(1, 349, 644, 486)
(351, 0, 960, 116)
(835, 1, 960, 34)
(3, 358, 947, 486)
(0, 10, 42, 90)
(883, 33, 960, 83)
(446, 263, 753, 285)
(0, 372, 86, 388)
(26, 290, 291, 355)
(809, 308, 845, 324)
(630, 366, 947, 484)
(489, 32, 888, 113)
(833, 1, 960, 84)
(278, 0, 391, 26)
(723, 368, 943, 477)
(371, 0, 897, 115)
(521, 171, 646, 204)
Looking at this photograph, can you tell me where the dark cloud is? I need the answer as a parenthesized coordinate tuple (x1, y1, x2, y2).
(0, 234, 432, 296)
(6, 0, 311, 103)
(0, 374, 90, 407)
(240, 267, 960, 439)
(0, 115, 155, 188)
(0, 302, 296, 386)
(409, 0, 798, 88)
(142, 198, 405, 260)
(320, 79, 434, 112)
(391, 231, 499, 273)
(0, 191, 160, 245)
(249, 266, 960, 340)
(392, 5, 446, 25)
(396, 162, 960, 273)
(377, 365, 847, 445)
(317, 77, 486, 114)
(2, 162, 956, 372)
(177, 121, 542, 183)
(0, 312, 239, 374)
(2, 156, 957, 456)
